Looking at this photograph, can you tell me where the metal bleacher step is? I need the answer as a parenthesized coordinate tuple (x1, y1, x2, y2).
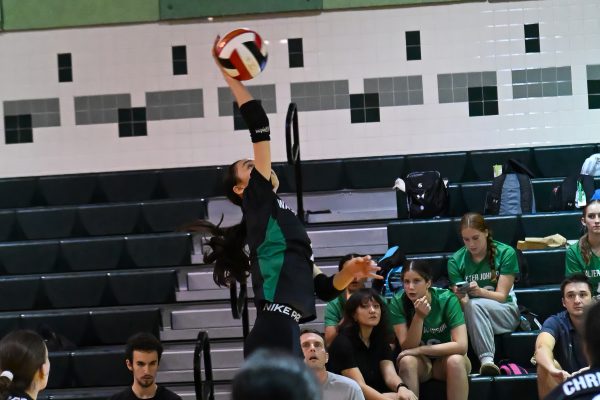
(160, 300, 327, 342)
(206, 188, 397, 227)
(41, 384, 232, 400)
(159, 341, 243, 382)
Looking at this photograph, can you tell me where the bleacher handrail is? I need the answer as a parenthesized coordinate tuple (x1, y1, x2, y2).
(193, 330, 215, 400)
(229, 278, 250, 338)
(285, 102, 305, 223)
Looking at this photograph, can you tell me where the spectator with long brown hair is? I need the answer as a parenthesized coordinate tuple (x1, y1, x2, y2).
(565, 199, 600, 296)
(447, 212, 520, 376)
(327, 288, 417, 400)
(389, 260, 470, 400)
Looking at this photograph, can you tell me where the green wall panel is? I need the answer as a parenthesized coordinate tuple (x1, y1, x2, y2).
(324, 0, 481, 9)
(159, 0, 322, 20)
(2, 0, 159, 31)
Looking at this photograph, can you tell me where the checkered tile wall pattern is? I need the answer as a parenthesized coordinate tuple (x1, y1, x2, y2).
(0, 0, 599, 176)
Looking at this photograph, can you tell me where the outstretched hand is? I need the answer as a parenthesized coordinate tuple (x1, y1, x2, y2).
(212, 35, 236, 82)
(332, 255, 381, 292)
(343, 255, 382, 281)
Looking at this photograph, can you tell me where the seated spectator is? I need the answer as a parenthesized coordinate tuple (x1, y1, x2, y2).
(110, 332, 181, 400)
(325, 254, 368, 346)
(565, 200, 600, 296)
(388, 260, 470, 400)
(534, 274, 594, 398)
(448, 212, 520, 375)
(0, 330, 50, 400)
(232, 348, 321, 400)
(300, 329, 365, 400)
(327, 288, 417, 400)
(545, 300, 600, 399)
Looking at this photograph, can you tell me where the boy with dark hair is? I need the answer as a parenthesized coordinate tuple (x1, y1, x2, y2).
(110, 332, 181, 400)
(534, 274, 594, 398)
(545, 300, 600, 399)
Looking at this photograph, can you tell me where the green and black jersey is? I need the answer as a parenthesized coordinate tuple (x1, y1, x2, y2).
(244, 168, 316, 322)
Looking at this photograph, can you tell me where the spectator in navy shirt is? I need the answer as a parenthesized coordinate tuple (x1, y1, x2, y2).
(545, 299, 600, 399)
(534, 274, 593, 398)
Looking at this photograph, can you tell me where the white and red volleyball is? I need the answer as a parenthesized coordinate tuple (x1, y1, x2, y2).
(215, 28, 268, 81)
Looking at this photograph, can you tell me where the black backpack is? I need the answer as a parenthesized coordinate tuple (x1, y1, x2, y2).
(372, 246, 406, 297)
(404, 171, 448, 219)
(549, 174, 595, 211)
(485, 159, 536, 215)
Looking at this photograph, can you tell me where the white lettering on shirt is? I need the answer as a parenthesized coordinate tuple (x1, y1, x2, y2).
(262, 302, 301, 322)
(563, 372, 600, 396)
(277, 198, 295, 213)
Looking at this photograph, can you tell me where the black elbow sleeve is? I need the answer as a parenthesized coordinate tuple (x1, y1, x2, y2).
(239, 100, 270, 143)
(314, 273, 342, 302)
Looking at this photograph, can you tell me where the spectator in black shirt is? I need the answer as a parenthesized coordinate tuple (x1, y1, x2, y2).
(328, 289, 417, 400)
(0, 330, 50, 400)
(187, 37, 382, 358)
(109, 332, 181, 400)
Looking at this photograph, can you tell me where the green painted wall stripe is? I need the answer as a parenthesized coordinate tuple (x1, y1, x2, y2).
(159, 0, 322, 20)
(0, 0, 485, 31)
(2, 0, 159, 31)
(323, 0, 481, 9)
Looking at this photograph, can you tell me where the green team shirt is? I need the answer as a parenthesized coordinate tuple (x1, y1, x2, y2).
(324, 295, 346, 327)
(388, 287, 464, 345)
(565, 241, 600, 293)
(447, 240, 519, 303)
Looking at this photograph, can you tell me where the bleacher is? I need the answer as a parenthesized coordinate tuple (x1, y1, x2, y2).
(0, 142, 597, 400)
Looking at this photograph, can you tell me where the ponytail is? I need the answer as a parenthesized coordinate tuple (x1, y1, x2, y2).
(0, 330, 47, 400)
(0, 372, 12, 400)
(579, 234, 593, 266)
(487, 233, 497, 282)
(401, 293, 416, 327)
(179, 159, 250, 287)
(180, 218, 249, 286)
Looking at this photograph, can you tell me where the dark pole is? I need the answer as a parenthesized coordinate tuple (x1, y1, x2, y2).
(285, 102, 305, 223)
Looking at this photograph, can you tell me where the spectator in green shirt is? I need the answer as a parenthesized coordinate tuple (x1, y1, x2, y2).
(447, 212, 520, 376)
(324, 254, 368, 347)
(389, 260, 470, 400)
(565, 200, 600, 295)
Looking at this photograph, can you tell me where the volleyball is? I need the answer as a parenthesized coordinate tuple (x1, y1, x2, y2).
(215, 28, 268, 81)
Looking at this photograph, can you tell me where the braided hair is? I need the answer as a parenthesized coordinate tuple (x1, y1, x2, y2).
(579, 200, 600, 265)
(460, 212, 497, 282)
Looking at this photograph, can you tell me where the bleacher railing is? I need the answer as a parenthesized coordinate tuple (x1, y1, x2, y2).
(193, 330, 215, 400)
(229, 278, 249, 339)
(285, 102, 305, 223)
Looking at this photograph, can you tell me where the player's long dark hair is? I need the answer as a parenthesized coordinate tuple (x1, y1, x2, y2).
(0, 330, 47, 399)
(180, 161, 249, 287)
(399, 260, 432, 327)
(579, 200, 600, 265)
(339, 288, 392, 344)
(460, 212, 498, 282)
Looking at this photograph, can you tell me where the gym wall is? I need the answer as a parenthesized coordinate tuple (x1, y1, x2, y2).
(0, 0, 599, 177)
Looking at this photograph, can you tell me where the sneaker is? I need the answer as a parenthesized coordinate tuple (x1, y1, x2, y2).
(480, 362, 500, 376)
